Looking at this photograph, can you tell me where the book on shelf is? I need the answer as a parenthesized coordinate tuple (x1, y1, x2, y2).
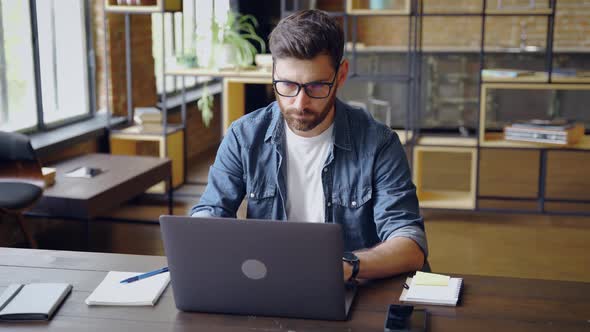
(481, 69, 537, 78)
(116, 0, 157, 5)
(504, 120, 585, 145)
(511, 118, 576, 131)
(138, 123, 165, 133)
(134, 107, 162, 125)
(551, 68, 590, 78)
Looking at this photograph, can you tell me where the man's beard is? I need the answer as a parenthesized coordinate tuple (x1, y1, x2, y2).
(278, 89, 337, 132)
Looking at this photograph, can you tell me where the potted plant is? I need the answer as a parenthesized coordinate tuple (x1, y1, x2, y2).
(210, 11, 266, 69)
(196, 11, 266, 127)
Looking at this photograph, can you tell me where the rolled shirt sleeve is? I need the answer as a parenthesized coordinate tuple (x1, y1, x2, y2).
(372, 130, 428, 258)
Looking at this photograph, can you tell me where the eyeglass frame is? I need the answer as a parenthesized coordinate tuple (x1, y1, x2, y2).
(272, 61, 341, 99)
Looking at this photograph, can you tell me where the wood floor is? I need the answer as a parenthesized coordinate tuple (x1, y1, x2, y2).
(423, 210, 590, 283)
(4, 149, 589, 283)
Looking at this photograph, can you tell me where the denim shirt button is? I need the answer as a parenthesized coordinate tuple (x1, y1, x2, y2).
(323, 168, 328, 173)
(351, 201, 357, 207)
(327, 201, 332, 207)
(250, 193, 255, 198)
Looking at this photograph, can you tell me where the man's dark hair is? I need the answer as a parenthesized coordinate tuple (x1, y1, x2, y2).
(269, 10, 344, 70)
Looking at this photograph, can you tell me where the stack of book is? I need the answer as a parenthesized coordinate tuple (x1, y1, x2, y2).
(133, 107, 162, 130)
(551, 68, 590, 79)
(481, 69, 537, 79)
(116, 0, 157, 5)
(504, 119, 585, 145)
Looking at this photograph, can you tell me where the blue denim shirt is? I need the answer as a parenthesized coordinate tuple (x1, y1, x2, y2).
(191, 99, 428, 256)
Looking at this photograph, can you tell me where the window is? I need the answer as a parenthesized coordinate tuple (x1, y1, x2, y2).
(0, 0, 91, 132)
(36, 0, 90, 126)
(0, 0, 37, 131)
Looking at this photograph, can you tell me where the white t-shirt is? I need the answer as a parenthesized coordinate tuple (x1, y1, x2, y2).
(284, 121, 334, 223)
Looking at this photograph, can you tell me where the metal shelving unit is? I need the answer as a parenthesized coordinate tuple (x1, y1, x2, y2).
(414, 0, 590, 215)
(283, 0, 590, 215)
(281, 0, 421, 151)
(102, 0, 186, 193)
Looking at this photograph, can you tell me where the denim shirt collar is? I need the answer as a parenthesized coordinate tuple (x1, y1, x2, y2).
(264, 99, 352, 151)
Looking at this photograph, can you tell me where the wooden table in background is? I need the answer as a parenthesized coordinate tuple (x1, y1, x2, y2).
(27, 154, 172, 248)
(0, 248, 588, 331)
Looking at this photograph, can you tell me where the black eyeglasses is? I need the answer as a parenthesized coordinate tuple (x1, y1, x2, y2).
(272, 63, 340, 99)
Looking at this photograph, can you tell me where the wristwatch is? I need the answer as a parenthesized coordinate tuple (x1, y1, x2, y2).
(342, 252, 360, 282)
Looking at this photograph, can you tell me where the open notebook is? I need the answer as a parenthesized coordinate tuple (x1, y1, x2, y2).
(0, 283, 72, 321)
(399, 272, 462, 306)
(85, 271, 170, 306)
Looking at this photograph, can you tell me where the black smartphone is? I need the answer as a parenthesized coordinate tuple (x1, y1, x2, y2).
(65, 167, 105, 179)
(384, 304, 427, 332)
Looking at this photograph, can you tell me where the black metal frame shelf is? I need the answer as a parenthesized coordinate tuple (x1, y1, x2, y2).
(284, 0, 589, 215)
(103, 1, 187, 138)
(347, 74, 412, 82)
(281, 0, 420, 161)
(472, 0, 589, 216)
(102, 0, 186, 193)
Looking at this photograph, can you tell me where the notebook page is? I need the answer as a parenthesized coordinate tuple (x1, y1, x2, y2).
(85, 271, 170, 306)
(0, 283, 71, 317)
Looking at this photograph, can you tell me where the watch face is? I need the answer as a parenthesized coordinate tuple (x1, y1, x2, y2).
(343, 252, 359, 262)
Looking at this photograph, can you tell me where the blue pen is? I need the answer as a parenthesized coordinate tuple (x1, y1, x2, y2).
(120, 267, 169, 284)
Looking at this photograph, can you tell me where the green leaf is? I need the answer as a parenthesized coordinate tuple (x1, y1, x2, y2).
(197, 84, 214, 128)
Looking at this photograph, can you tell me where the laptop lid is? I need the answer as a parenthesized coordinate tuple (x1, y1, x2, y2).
(159, 215, 354, 321)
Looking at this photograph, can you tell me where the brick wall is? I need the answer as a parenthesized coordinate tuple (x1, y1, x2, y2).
(93, 2, 157, 116)
(93, 1, 107, 116)
(168, 96, 222, 162)
(91, 2, 220, 165)
(38, 140, 100, 165)
(554, 0, 590, 50)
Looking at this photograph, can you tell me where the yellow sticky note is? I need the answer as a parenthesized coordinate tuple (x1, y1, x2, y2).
(412, 271, 450, 286)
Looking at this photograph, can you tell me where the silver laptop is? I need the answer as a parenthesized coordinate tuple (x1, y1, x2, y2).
(159, 215, 357, 321)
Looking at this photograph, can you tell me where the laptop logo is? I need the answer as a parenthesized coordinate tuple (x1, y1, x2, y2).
(241, 259, 267, 280)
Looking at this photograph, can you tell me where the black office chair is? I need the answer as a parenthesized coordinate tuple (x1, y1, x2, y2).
(0, 131, 44, 248)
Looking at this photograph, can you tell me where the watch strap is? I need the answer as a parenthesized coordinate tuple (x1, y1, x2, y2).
(349, 259, 360, 281)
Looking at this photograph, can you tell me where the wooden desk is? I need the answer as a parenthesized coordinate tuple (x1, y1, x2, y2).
(29, 153, 171, 219)
(1, 248, 589, 331)
(27, 154, 172, 248)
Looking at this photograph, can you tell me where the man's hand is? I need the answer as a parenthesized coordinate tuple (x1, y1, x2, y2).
(342, 261, 353, 282)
